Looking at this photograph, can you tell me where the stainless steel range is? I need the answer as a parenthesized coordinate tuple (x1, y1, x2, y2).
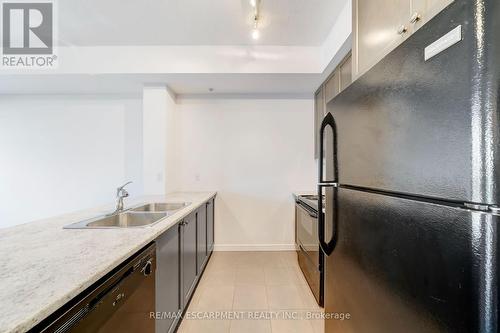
(295, 194, 324, 306)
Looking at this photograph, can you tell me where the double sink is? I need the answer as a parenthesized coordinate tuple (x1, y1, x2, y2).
(64, 202, 191, 229)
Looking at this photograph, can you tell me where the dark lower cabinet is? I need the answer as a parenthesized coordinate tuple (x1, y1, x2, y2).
(181, 212, 197, 309)
(197, 204, 207, 273)
(207, 199, 215, 253)
(156, 226, 180, 333)
(155, 196, 216, 332)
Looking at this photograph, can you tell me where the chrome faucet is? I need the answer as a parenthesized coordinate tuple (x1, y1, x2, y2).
(111, 181, 132, 215)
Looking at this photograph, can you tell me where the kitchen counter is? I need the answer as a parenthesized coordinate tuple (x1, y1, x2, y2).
(0, 191, 216, 333)
(292, 190, 317, 199)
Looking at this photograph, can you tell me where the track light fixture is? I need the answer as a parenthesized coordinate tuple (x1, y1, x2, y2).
(250, 0, 261, 40)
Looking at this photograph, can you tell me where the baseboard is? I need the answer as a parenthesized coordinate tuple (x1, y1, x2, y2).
(213, 244, 297, 251)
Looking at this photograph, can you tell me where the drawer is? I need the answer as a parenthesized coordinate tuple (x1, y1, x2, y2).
(297, 246, 322, 306)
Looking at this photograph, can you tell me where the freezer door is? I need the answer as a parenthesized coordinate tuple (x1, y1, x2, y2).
(325, 187, 498, 333)
(329, 0, 500, 204)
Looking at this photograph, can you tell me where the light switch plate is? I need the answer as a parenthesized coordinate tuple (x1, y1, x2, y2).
(424, 25, 462, 61)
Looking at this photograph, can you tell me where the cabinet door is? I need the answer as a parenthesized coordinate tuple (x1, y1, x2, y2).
(207, 199, 215, 253)
(314, 88, 325, 159)
(353, 0, 411, 78)
(411, 0, 454, 32)
(181, 212, 197, 308)
(339, 55, 352, 92)
(197, 204, 207, 273)
(324, 70, 340, 104)
(156, 226, 181, 333)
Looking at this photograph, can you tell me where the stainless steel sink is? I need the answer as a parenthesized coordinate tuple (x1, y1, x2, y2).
(64, 212, 168, 229)
(63, 202, 190, 229)
(131, 202, 191, 212)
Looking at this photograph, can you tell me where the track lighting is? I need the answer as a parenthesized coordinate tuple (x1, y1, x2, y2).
(251, 28, 260, 40)
(250, 0, 261, 40)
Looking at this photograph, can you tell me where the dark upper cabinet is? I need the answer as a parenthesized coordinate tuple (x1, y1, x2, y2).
(181, 212, 197, 308)
(156, 225, 181, 333)
(196, 204, 207, 273)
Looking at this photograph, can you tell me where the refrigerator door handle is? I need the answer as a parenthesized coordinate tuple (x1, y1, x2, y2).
(318, 113, 338, 184)
(318, 183, 338, 256)
(318, 112, 339, 256)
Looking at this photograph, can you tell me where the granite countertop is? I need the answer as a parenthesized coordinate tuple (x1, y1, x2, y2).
(292, 190, 317, 199)
(0, 191, 216, 333)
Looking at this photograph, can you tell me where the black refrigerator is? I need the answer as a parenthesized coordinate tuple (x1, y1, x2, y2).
(318, 1, 499, 332)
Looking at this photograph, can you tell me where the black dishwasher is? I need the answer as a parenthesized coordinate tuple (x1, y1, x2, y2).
(36, 243, 156, 333)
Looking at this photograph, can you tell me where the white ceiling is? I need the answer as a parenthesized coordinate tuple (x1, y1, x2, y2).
(0, 0, 352, 95)
(0, 37, 352, 97)
(0, 21, 353, 96)
(57, 0, 346, 46)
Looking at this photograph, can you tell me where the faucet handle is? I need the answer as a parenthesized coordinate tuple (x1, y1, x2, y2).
(117, 181, 133, 196)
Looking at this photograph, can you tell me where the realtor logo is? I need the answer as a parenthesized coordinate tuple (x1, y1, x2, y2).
(3, 2, 52, 54)
(1, 1, 56, 68)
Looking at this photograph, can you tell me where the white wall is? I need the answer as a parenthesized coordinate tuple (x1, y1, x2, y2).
(0, 95, 143, 228)
(176, 98, 316, 250)
(0, 93, 317, 251)
(142, 86, 178, 195)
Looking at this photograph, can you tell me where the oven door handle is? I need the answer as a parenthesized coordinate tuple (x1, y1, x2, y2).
(296, 200, 318, 218)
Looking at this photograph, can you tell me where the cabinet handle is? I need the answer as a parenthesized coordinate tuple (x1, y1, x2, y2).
(397, 25, 408, 35)
(410, 12, 421, 24)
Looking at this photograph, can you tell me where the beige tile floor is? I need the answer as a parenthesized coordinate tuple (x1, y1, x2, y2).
(177, 251, 324, 333)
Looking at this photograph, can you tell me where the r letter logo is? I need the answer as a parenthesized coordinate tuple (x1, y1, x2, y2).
(3, 2, 53, 54)
(2, 1, 56, 68)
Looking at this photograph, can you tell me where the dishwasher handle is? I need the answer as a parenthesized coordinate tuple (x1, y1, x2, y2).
(141, 259, 153, 277)
(88, 266, 134, 309)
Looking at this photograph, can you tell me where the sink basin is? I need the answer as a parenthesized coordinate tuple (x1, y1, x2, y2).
(64, 202, 190, 229)
(64, 212, 168, 229)
(131, 202, 191, 212)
